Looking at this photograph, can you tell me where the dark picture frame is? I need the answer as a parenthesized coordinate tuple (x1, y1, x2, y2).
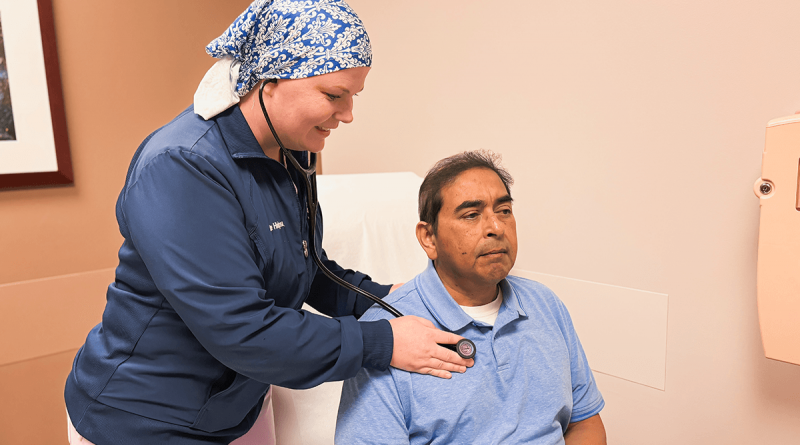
(0, 0, 72, 190)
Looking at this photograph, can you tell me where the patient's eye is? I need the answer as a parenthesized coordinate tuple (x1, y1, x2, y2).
(464, 212, 479, 220)
(496, 206, 513, 218)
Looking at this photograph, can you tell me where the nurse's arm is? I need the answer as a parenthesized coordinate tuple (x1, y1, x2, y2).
(564, 414, 607, 445)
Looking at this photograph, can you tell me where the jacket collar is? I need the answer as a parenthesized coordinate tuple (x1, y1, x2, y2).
(212, 104, 309, 167)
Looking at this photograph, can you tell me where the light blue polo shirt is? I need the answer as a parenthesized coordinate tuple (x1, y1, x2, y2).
(336, 261, 604, 444)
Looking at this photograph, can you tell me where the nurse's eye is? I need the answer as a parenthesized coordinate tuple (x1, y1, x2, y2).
(324, 92, 340, 101)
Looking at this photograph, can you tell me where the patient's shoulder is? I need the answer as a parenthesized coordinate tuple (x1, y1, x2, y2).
(505, 275, 568, 313)
(358, 281, 429, 322)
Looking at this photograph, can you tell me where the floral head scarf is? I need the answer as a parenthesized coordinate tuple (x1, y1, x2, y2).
(209, 0, 371, 94)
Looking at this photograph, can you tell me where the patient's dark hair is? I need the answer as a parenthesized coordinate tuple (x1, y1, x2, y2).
(419, 150, 513, 233)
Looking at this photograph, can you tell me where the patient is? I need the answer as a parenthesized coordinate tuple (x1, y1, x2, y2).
(336, 151, 606, 444)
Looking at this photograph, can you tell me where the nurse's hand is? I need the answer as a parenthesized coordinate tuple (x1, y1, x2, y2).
(388, 315, 474, 378)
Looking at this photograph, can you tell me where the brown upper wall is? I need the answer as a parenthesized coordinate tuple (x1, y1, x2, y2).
(0, 0, 253, 285)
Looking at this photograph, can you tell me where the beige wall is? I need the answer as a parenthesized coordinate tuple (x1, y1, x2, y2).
(325, 0, 800, 444)
(0, 1, 251, 443)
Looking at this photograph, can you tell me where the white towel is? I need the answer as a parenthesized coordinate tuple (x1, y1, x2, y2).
(193, 56, 242, 120)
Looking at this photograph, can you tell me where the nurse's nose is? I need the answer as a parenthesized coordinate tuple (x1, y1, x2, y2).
(335, 102, 354, 124)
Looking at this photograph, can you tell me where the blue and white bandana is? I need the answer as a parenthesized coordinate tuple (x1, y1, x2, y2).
(194, 0, 372, 119)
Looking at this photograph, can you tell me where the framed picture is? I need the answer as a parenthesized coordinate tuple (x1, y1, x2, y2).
(0, 0, 72, 189)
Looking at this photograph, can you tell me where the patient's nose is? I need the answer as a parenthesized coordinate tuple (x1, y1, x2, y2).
(485, 212, 504, 238)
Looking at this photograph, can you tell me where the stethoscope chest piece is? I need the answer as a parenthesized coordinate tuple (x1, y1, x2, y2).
(442, 338, 476, 360)
(457, 339, 476, 359)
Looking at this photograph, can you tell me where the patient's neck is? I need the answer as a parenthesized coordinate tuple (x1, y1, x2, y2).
(435, 268, 501, 307)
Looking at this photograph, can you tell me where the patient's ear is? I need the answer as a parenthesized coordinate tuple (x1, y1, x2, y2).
(416, 221, 438, 261)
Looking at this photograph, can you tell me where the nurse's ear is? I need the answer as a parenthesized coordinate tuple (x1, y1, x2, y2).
(416, 221, 438, 261)
(239, 79, 276, 109)
(238, 79, 283, 158)
(257, 78, 279, 98)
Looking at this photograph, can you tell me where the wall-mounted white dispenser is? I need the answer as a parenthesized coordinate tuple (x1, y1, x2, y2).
(754, 113, 800, 366)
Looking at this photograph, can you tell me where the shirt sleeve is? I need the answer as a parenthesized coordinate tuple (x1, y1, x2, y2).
(554, 298, 605, 422)
(336, 367, 410, 445)
(121, 148, 365, 389)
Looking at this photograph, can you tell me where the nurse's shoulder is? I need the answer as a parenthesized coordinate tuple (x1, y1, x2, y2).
(124, 105, 236, 191)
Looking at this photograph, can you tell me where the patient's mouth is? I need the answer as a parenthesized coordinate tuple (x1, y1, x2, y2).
(480, 249, 507, 258)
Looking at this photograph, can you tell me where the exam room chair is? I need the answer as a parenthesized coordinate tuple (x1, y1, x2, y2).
(271, 172, 428, 445)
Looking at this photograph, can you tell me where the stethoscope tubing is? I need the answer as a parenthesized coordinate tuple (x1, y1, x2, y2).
(258, 81, 403, 318)
(257, 81, 475, 360)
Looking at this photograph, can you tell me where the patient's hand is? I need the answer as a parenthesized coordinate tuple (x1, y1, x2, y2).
(388, 316, 474, 378)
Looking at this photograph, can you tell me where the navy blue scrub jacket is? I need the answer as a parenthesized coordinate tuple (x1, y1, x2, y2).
(64, 105, 393, 444)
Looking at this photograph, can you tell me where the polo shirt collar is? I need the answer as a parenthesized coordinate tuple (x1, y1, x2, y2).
(499, 278, 527, 318)
(416, 260, 527, 332)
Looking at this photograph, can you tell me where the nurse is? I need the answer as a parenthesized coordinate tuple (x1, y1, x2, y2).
(64, 1, 473, 444)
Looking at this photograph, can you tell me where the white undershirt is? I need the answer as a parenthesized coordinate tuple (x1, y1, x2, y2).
(459, 288, 503, 325)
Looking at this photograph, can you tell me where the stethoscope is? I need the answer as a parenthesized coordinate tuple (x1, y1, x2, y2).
(258, 80, 475, 360)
